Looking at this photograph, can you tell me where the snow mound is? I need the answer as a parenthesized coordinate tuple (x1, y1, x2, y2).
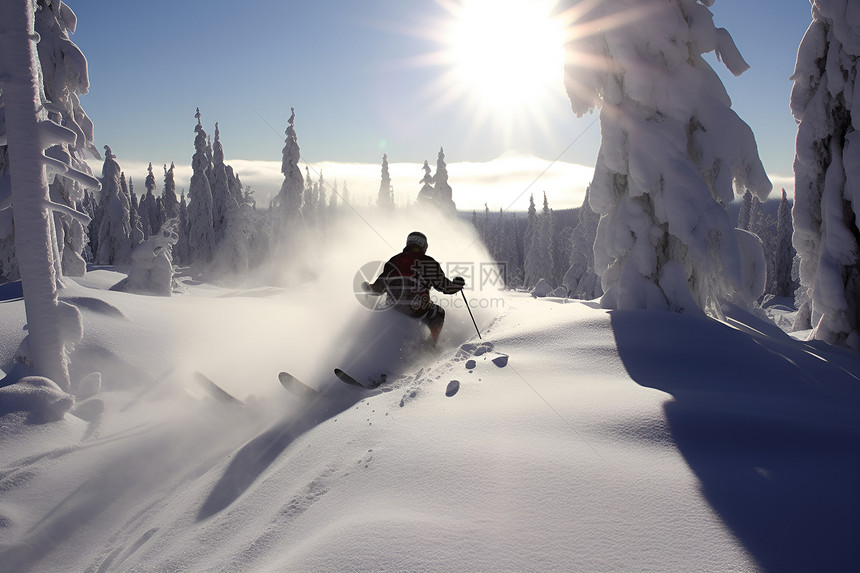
(530, 278, 553, 297)
(0, 376, 74, 423)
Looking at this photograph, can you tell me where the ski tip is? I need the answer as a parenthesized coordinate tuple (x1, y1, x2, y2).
(334, 368, 365, 388)
(279, 371, 320, 398)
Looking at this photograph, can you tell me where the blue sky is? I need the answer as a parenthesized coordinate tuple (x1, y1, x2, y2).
(69, 0, 813, 209)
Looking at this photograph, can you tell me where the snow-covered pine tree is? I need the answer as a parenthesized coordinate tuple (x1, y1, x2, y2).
(791, 0, 860, 350)
(480, 203, 491, 248)
(1, 0, 99, 285)
(314, 171, 324, 224)
(188, 109, 215, 264)
(96, 146, 132, 265)
(432, 147, 457, 214)
(328, 179, 339, 216)
(377, 154, 394, 210)
(524, 192, 555, 288)
(35, 0, 100, 281)
(162, 162, 179, 220)
(342, 181, 350, 206)
(124, 173, 144, 249)
(563, 186, 603, 300)
(143, 163, 159, 238)
(210, 122, 231, 242)
(748, 196, 776, 294)
(122, 217, 178, 296)
(554, 225, 575, 288)
(501, 213, 522, 287)
(774, 189, 795, 298)
(417, 160, 435, 204)
(492, 208, 506, 262)
(523, 193, 537, 255)
(317, 177, 327, 228)
(175, 192, 190, 265)
(564, 0, 771, 314)
(276, 107, 304, 229)
(0, 0, 101, 390)
(213, 184, 254, 280)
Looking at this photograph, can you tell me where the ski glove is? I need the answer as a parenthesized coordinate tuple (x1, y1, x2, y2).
(452, 276, 466, 290)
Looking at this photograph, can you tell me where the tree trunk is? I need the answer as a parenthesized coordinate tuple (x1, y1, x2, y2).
(0, 0, 71, 390)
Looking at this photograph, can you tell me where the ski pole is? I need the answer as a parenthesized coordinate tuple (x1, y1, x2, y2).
(461, 290, 482, 340)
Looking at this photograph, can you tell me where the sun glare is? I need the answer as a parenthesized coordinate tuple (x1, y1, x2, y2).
(445, 0, 566, 113)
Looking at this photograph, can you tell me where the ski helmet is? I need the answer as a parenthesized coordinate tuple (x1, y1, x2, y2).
(405, 231, 428, 252)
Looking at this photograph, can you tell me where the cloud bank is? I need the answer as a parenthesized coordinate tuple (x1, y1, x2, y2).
(87, 155, 793, 213)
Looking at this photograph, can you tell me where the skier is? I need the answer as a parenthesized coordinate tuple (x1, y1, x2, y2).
(361, 231, 466, 346)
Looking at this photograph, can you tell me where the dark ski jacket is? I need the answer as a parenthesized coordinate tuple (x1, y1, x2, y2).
(368, 246, 461, 317)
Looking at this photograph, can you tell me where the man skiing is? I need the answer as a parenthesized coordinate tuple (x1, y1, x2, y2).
(361, 231, 465, 347)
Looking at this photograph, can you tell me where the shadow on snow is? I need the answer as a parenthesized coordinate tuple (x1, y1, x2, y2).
(610, 308, 860, 572)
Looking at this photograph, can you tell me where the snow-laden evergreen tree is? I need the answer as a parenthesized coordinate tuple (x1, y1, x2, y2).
(210, 122, 232, 242)
(479, 203, 491, 249)
(276, 107, 304, 229)
(492, 208, 506, 262)
(312, 171, 324, 224)
(775, 189, 795, 298)
(302, 166, 314, 221)
(188, 109, 215, 264)
(377, 154, 394, 209)
(564, 0, 771, 314)
(122, 218, 178, 296)
(1, 0, 99, 285)
(524, 192, 555, 288)
(748, 196, 776, 295)
(417, 160, 435, 204)
(432, 147, 457, 214)
(317, 179, 327, 228)
(35, 0, 100, 280)
(162, 162, 179, 221)
(563, 186, 602, 300)
(213, 189, 254, 280)
(96, 147, 132, 265)
(553, 225, 572, 286)
(124, 173, 144, 250)
(523, 193, 537, 255)
(141, 163, 158, 238)
(791, 0, 860, 350)
(0, 0, 100, 390)
(328, 179, 339, 216)
(175, 192, 190, 265)
(500, 213, 522, 287)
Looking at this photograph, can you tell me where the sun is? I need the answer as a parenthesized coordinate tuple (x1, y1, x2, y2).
(440, 0, 567, 115)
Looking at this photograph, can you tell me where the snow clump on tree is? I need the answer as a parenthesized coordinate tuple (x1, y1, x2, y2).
(563, 0, 771, 316)
(791, 0, 860, 351)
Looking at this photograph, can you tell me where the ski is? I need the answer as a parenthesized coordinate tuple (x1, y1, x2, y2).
(193, 371, 243, 406)
(334, 368, 386, 389)
(278, 371, 319, 399)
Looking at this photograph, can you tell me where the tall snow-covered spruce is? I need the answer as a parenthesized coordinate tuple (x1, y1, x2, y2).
(276, 107, 304, 234)
(377, 154, 393, 209)
(0, 0, 100, 391)
(95, 146, 131, 264)
(791, 0, 860, 351)
(563, 0, 771, 315)
(188, 108, 214, 264)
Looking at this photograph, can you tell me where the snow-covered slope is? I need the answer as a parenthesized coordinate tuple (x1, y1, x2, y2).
(0, 273, 858, 572)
